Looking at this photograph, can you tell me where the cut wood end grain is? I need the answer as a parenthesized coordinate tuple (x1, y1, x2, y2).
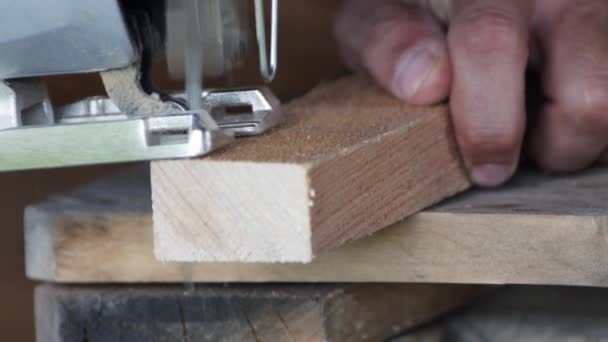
(151, 76, 469, 263)
(152, 161, 314, 262)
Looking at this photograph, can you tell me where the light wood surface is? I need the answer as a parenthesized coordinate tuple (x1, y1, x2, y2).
(151, 76, 469, 263)
(35, 283, 479, 342)
(26, 165, 608, 285)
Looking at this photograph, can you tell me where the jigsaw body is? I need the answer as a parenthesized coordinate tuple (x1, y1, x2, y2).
(0, 0, 280, 171)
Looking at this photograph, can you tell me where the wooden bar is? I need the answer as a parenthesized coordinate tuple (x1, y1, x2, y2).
(151, 76, 469, 263)
(26, 165, 608, 285)
(35, 283, 479, 342)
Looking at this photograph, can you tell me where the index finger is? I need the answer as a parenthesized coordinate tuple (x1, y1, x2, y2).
(448, 0, 533, 186)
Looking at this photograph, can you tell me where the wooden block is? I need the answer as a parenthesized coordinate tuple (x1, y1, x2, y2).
(35, 283, 479, 342)
(26, 165, 608, 286)
(151, 76, 469, 262)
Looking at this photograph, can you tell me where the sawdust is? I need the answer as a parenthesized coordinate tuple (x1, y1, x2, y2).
(101, 66, 178, 115)
(210, 75, 449, 163)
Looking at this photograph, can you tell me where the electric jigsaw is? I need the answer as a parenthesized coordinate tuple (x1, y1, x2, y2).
(0, 0, 281, 171)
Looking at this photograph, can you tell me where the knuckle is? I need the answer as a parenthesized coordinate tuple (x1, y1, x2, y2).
(359, 19, 404, 66)
(459, 125, 520, 161)
(361, 13, 424, 65)
(365, 4, 420, 44)
(332, 0, 370, 47)
(332, 10, 347, 40)
(333, 0, 414, 53)
(333, 1, 358, 43)
(567, 1, 608, 24)
(367, 17, 405, 44)
(453, 6, 524, 54)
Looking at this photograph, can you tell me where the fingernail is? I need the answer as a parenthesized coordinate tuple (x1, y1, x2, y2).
(471, 164, 512, 187)
(392, 47, 438, 101)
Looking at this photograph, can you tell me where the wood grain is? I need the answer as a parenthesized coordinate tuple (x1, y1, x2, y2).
(151, 76, 469, 263)
(35, 283, 479, 342)
(26, 165, 608, 285)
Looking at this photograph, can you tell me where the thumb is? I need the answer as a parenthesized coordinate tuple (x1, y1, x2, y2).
(334, 0, 451, 105)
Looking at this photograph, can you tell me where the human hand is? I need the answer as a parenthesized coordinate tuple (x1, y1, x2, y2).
(334, 0, 608, 186)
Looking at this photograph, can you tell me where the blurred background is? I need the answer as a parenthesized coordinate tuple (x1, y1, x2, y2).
(0, 1, 343, 340)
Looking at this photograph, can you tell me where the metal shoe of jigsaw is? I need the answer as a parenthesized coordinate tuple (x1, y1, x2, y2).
(0, 0, 281, 172)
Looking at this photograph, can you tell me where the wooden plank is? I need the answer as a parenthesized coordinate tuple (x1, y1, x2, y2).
(35, 283, 479, 342)
(151, 76, 469, 263)
(25, 165, 608, 286)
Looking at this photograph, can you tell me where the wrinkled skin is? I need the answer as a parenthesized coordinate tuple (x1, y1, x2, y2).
(334, 0, 608, 186)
